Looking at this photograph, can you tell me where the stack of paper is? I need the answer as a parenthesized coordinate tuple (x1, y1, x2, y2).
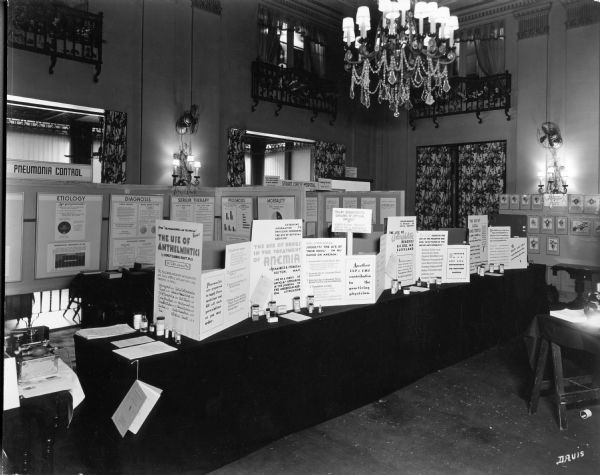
(112, 341, 177, 360)
(76, 324, 136, 340)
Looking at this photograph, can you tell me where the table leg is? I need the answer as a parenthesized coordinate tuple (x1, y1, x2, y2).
(529, 338, 548, 415)
(550, 342, 568, 430)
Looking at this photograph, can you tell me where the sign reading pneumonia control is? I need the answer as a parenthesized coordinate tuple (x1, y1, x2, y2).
(7, 160, 92, 182)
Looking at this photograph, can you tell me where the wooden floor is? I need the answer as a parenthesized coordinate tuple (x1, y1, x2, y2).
(23, 328, 600, 474)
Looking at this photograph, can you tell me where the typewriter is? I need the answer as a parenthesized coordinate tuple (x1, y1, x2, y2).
(5, 327, 59, 382)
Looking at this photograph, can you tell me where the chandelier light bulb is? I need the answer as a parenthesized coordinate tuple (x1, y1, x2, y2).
(414, 2, 428, 35)
(356, 6, 371, 38)
(342, 17, 356, 45)
(427, 2, 438, 34)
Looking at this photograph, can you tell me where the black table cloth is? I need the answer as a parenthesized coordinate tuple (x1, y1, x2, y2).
(73, 265, 547, 473)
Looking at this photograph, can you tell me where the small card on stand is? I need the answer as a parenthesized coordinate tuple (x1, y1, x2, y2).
(112, 379, 162, 437)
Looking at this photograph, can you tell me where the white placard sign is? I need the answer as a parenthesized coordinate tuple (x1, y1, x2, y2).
(318, 178, 333, 190)
(345, 255, 377, 304)
(222, 197, 253, 243)
(385, 217, 417, 286)
(109, 194, 163, 269)
(7, 159, 92, 182)
(301, 238, 346, 306)
(331, 208, 372, 234)
(488, 226, 511, 267)
(154, 220, 204, 340)
(507, 237, 528, 269)
(468, 215, 488, 274)
(416, 230, 448, 282)
(250, 220, 303, 308)
(199, 269, 226, 339)
(445, 245, 471, 283)
(225, 242, 252, 323)
(170, 195, 215, 240)
(263, 175, 282, 186)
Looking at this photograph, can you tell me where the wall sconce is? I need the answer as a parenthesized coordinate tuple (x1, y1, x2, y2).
(536, 121, 568, 194)
(172, 151, 201, 187)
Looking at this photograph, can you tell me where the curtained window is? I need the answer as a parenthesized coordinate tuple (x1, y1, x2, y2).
(416, 141, 506, 230)
(6, 130, 70, 163)
(257, 5, 327, 77)
(455, 20, 505, 77)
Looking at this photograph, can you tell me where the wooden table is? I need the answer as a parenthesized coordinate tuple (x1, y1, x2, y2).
(551, 263, 600, 309)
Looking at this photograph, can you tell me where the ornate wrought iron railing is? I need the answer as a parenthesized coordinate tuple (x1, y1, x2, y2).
(251, 60, 338, 124)
(8, 0, 103, 82)
(409, 72, 511, 129)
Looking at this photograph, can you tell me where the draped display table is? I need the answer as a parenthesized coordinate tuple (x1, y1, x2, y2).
(74, 265, 547, 473)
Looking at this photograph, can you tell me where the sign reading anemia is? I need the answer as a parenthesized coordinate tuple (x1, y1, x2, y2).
(7, 160, 92, 182)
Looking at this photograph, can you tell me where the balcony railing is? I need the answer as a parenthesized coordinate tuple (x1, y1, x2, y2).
(409, 72, 511, 129)
(251, 60, 338, 125)
(8, 1, 103, 82)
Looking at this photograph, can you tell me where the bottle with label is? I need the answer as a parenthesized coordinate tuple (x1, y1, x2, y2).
(140, 314, 148, 333)
(156, 316, 165, 337)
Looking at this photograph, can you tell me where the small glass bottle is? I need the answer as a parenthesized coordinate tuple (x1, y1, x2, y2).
(391, 279, 399, 294)
(140, 314, 148, 333)
(268, 300, 277, 318)
(293, 296, 301, 313)
(156, 316, 165, 337)
(307, 294, 315, 314)
(133, 313, 142, 330)
(251, 304, 260, 321)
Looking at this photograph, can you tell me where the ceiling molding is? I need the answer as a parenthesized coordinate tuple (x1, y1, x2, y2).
(563, 0, 600, 29)
(513, 1, 552, 39)
(457, 0, 542, 24)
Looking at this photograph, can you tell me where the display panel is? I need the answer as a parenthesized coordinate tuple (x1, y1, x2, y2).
(108, 194, 164, 269)
(35, 193, 103, 278)
(5, 193, 24, 282)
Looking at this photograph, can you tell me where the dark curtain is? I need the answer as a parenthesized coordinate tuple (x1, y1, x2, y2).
(457, 20, 505, 76)
(312, 141, 345, 179)
(258, 4, 326, 76)
(100, 110, 127, 184)
(415, 146, 453, 230)
(416, 141, 506, 230)
(457, 141, 506, 228)
(257, 5, 284, 64)
(227, 127, 246, 187)
(297, 23, 326, 76)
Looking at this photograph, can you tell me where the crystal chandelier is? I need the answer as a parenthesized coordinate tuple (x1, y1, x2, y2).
(342, 1, 459, 117)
